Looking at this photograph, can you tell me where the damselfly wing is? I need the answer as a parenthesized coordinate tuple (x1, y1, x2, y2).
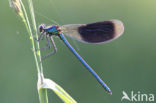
(61, 20, 124, 44)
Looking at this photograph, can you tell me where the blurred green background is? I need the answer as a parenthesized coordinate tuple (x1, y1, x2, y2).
(0, 0, 156, 103)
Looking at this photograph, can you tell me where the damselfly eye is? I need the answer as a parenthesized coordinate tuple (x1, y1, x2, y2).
(39, 24, 46, 33)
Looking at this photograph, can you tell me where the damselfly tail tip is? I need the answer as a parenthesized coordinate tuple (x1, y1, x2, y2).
(104, 88, 112, 95)
(108, 91, 112, 95)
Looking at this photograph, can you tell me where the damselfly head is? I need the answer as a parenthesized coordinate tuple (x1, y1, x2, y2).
(39, 24, 46, 33)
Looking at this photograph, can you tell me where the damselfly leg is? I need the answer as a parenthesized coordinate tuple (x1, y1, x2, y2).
(37, 32, 44, 41)
(41, 36, 57, 60)
(36, 33, 57, 60)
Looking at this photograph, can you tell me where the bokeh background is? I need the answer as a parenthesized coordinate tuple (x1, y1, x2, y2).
(0, 0, 156, 103)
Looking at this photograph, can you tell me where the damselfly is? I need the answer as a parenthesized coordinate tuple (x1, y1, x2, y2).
(37, 20, 124, 94)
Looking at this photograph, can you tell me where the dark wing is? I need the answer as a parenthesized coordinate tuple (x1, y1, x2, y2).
(62, 20, 124, 44)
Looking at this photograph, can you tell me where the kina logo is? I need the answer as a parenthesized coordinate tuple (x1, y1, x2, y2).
(121, 91, 155, 102)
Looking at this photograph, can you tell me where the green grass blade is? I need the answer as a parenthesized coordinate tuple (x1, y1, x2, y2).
(38, 78, 77, 103)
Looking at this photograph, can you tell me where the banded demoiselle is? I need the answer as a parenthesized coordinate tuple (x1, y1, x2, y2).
(37, 20, 124, 94)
